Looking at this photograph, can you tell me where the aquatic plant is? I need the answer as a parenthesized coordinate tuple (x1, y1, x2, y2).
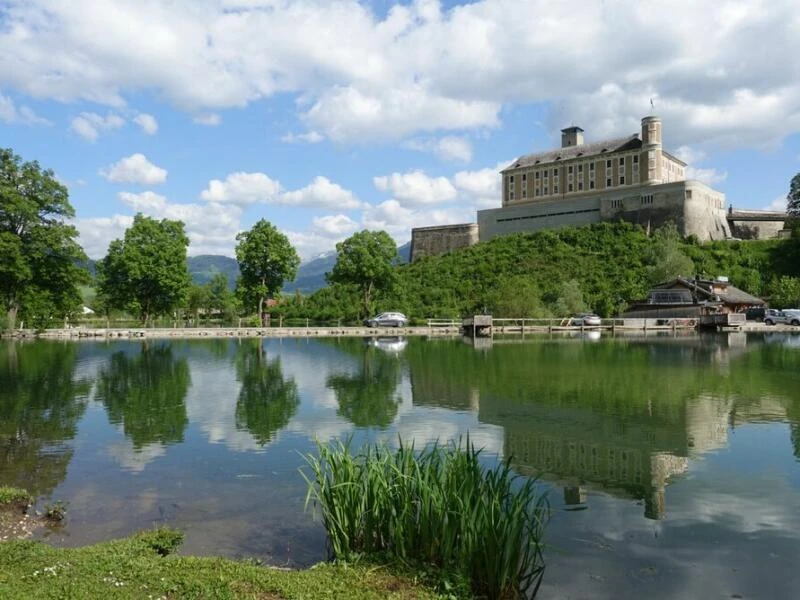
(303, 438, 549, 599)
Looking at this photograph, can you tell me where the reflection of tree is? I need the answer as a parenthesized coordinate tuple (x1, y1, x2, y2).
(0, 342, 89, 497)
(327, 347, 401, 428)
(234, 341, 299, 446)
(97, 344, 190, 449)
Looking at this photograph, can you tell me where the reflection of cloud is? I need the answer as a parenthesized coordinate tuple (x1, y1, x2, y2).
(107, 440, 166, 472)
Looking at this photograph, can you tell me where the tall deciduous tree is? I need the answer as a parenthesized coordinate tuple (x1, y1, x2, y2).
(98, 214, 191, 325)
(328, 230, 398, 318)
(788, 172, 800, 216)
(235, 219, 299, 325)
(0, 148, 88, 329)
(645, 222, 695, 285)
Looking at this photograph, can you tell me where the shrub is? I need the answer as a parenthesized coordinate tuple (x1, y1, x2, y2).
(303, 438, 549, 599)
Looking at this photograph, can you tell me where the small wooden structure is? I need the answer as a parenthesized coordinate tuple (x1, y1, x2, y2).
(462, 315, 493, 337)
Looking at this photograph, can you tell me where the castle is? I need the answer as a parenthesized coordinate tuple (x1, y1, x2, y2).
(410, 116, 786, 261)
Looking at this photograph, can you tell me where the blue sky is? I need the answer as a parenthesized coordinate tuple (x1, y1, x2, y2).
(2, 0, 799, 260)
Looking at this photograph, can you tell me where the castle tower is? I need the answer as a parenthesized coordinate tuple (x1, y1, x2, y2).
(561, 126, 584, 148)
(640, 115, 663, 185)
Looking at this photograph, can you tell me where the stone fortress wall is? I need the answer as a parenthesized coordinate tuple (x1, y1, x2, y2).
(409, 223, 479, 262)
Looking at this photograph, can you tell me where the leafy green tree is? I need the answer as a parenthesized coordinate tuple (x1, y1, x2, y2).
(766, 276, 800, 309)
(96, 344, 190, 449)
(234, 341, 299, 445)
(328, 230, 398, 318)
(186, 284, 210, 324)
(0, 148, 89, 329)
(788, 172, 800, 216)
(553, 279, 589, 316)
(235, 220, 300, 326)
(645, 222, 695, 284)
(487, 276, 549, 317)
(98, 214, 191, 325)
(207, 273, 236, 320)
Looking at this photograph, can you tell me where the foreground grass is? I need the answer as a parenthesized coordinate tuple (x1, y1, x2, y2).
(0, 528, 453, 600)
(304, 439, 548, 600)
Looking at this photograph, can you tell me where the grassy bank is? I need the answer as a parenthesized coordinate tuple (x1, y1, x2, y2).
(0, 527, 451, 600)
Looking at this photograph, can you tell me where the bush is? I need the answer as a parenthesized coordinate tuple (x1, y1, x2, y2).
(303, 438, 549, 599)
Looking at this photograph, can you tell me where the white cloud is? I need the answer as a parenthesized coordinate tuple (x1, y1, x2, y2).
(70, 112, 125, 142)
(362, 199, 473, 243)
(2, 0, 800, 147)
(453, 162, 509, 209)
(117, 190, 168, 212)
(193, 113, 221, 126)
(281, 130, 324, 144)
(133, 113, 158, 134)
(280, 176, 362, 210)
(100, 153, 168, 185)
(304, 85, 500, 142)
(763, 195, 787, 212)
(0, 93, 50, 125)
(200, 172, 282, 204)
(373, 170, 457, 207)
(312, 214, 358, 237)
(674, 146, 728, 186)
(74, 214, 134, 258)
(406, 135, 473, 163)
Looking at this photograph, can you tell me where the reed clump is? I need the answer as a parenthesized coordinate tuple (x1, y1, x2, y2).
(303, 438, 548, 599)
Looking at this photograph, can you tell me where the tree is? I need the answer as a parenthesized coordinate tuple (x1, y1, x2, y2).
(645, 222, 695, 284)
(235, 220, 300, 326)
(788, 172, 800, 216)
(328, 230, 398, 318)
(98, 214, 191, 325)
(207, 272, 236, 320)
(0, 148, 88, 329)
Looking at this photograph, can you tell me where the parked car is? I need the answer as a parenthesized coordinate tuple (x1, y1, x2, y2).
(364, 312, 408, 328)
(764, 309, 800, 326)
(571, 313, 602, 327)
(745, 307, 766, 322)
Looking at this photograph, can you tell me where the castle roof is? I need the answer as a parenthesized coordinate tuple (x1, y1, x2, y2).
(502, 134, 642, 172)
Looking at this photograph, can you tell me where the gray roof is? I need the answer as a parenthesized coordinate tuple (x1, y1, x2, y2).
(502, 134, 642, 172)
(655, 278, 765, 306)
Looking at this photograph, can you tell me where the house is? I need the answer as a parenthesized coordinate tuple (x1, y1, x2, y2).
(622, 276, 764, 319)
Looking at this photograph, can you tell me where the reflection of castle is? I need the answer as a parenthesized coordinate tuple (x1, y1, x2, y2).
(408, 334, 799, 520)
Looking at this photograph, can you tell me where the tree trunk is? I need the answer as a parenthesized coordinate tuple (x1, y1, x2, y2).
(6, 305, 18, 331)
(258, 295, 265, 327)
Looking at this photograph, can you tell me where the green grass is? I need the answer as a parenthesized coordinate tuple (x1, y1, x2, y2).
(0, 527, 450, 599)
(303, 439, 549, 600)
(0, 486, 31, 507)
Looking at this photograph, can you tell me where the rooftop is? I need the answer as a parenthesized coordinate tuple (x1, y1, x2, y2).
(502, 134, 642, 172)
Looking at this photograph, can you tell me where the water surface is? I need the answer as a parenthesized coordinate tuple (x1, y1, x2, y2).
(2, 333, 800, 598)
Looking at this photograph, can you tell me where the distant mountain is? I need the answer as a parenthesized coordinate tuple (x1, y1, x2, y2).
(187, 255, 240, 288)
(82, 241, 411, 294)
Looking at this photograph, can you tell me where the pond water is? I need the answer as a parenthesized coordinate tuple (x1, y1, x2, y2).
(2, 333, 800, 599)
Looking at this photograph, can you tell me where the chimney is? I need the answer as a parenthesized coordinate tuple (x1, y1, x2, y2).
(561, 126, 584, 148)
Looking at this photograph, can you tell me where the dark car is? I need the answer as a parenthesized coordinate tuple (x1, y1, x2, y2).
(745, 307, 766, 322)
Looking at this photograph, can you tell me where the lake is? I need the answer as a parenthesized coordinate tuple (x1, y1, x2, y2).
(2, 332, 800, 599)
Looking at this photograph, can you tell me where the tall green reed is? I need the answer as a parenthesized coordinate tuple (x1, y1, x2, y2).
(302, 437, 548, 599)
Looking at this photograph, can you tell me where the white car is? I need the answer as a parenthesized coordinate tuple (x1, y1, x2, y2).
(364, 312, 408, 328)
(571, 313, 602, 327)
(765, 309, 800, 326)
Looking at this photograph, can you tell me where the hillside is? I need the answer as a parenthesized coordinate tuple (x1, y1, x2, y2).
(187, 255, 240, 287)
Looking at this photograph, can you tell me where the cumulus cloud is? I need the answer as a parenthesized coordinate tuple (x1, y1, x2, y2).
(373, 170, 457, 206)
(281, 130, 324, 144)
(201, 172, 282, 204)
(0, 0, 798, 147)
(73, 214, 134, 258)
(312, 214, 358, 237)
(362, 199, 473, 242)
(133, 113, 158, 134)
(405, 135, 473, 163)
(100, 153, 168, 185)
(0, 93, 50, 125)
(452, 162, 509, 209)
(674, 146, 728, 186)
(70, 112, 125, 141)
(280, 176, 362, 210)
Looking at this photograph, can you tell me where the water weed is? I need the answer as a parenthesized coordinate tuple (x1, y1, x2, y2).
(303, 437, 548, 599)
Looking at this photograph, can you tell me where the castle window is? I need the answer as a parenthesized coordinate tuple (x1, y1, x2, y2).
(535, 171, 540, 179)
(522, 187, 527, 199)
(568, 165, 573, 174)
(589, 163, 595, 171)
(578, 164, 583, 173)
(641, 194, 654, 205)
(590, 181, 595, 190)
(606, 159, 612, 168)
(633, 155, 639, 164)
(568, 184, 574, 192)
(606, 178, 612, 187)
(619, 175, 625, 185)
(553, 168, 558, 176)
(578, 181, 584, 191)
(522, 173, 527, 182)
(619, 157, 625, 166)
